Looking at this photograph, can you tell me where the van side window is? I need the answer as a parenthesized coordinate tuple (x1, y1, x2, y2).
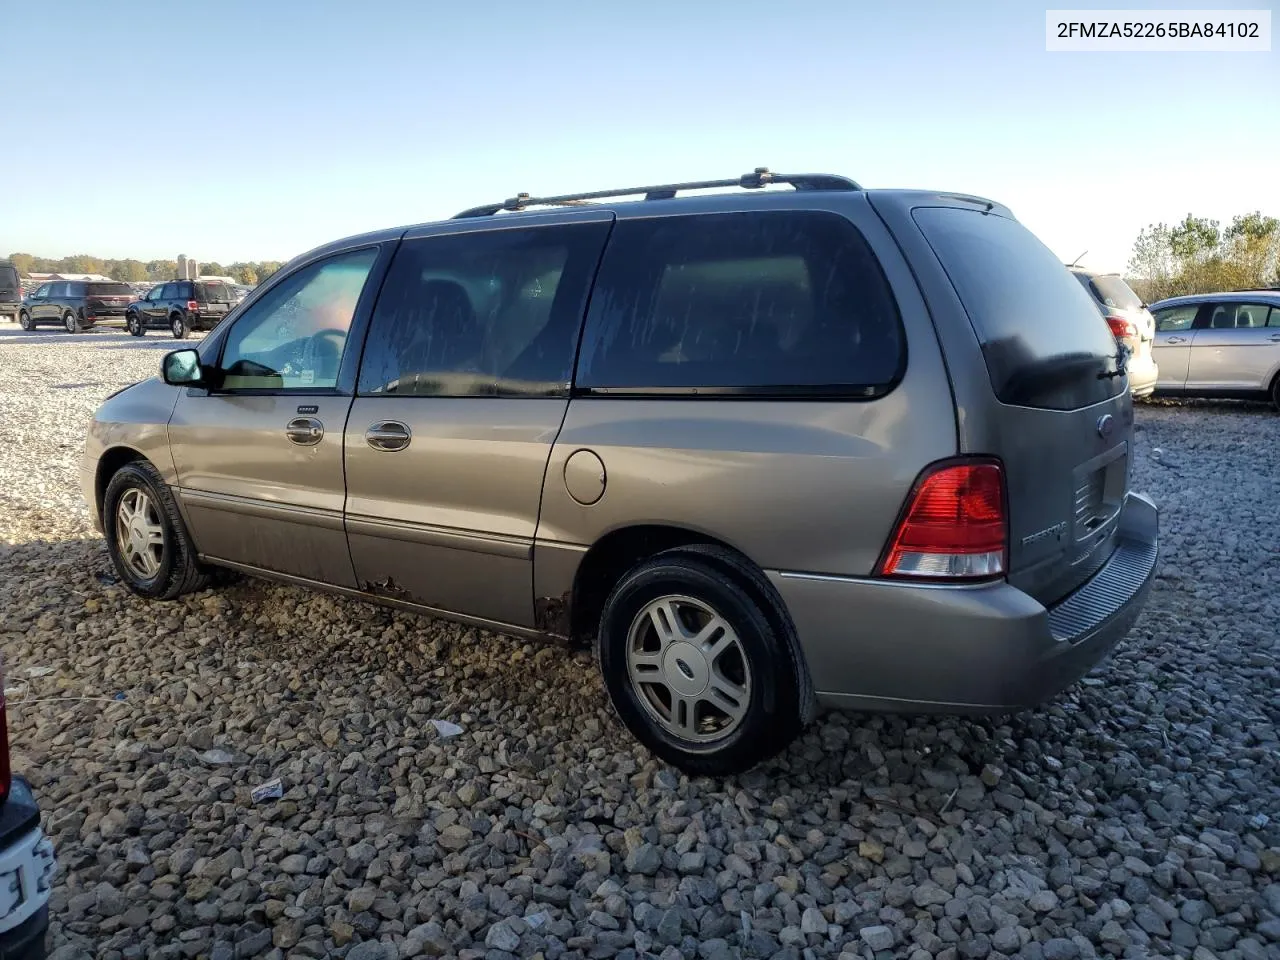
(576, 211, 904, 394)
(1153, 306, 1198, 332)
(357, 222, 610, 398)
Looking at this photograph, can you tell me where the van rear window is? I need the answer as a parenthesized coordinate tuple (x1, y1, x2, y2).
(913, 207, 1125, 410)
(577, 210, 904, 395)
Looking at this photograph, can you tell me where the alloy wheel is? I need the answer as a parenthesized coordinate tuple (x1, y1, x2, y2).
(115, 488, 165, 579)
(624, 594, 752, 743)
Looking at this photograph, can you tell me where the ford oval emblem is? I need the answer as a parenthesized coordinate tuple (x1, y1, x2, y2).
(1096, 414, 1115, 439)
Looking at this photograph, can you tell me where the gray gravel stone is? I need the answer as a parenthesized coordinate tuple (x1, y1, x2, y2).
(859, 925, 894, 951)
(1042, 938, 1080, 960)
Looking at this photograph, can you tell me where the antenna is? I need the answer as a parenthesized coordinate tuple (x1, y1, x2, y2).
(1067, 250, 1088, 268)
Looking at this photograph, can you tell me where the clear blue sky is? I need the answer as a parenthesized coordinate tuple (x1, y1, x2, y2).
(4, 0, 1276, 273)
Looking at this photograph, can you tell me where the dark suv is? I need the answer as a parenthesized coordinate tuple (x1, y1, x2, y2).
(125, 280, 238, 339)
(0, 261, 21, 323)
(18, 280, 135, 332)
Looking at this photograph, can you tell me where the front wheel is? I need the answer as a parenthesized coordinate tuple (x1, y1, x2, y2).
(1272, 374, 1280, 413)
(596, 547, 812, 776)
(103, 460, 214, 600)
(64, 310, 83, 333)
(127, 313, 145, 337)
(18, 311, 33, 331)
(170, 314, 188, 339)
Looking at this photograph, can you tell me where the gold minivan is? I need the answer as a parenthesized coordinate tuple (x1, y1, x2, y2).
(82, 170, 1159, 774)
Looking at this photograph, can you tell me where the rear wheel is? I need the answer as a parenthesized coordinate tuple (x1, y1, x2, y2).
(103, 460, 215, 600)
(1271, 373, 1280, 413)
(596, 547, 812, 775)
(18, 310, 33, 331)
(127, 312, 145, 336)
(64, 310, 83, 333)
(170, 313, 188, 339)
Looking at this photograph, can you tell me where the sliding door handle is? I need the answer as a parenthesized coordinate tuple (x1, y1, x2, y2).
(366, 421, 412, 452)
(286, 417, 323, 446)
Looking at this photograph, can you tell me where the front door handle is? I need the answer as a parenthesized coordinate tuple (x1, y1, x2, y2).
(1269, 333, 1280, 342)
(1165, 336, 1186, 344)
(286, 416, 324, 446)
(366, 421, 412, 452)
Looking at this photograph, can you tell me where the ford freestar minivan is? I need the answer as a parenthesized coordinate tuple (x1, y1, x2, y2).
(82, 170, 1159, 774)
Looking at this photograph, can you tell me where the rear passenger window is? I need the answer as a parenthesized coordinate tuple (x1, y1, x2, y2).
(576, 211, 904, 394)
(1211, 303, 1271, 328)
(357, 222, 610, 398)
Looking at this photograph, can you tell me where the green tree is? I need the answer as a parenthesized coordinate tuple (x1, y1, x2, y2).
(6, 253, 35, 276)
(201, 261, 226, 277)
(1126, 224, 1175, 301)
(146, 260, 178, 281)
(256, 261, 282, 283)
(1128, 210, 1280, 300)
(64, 254, 105, 275)
(111, 260, 149, 282)
(234, 264, 258, 286)
(1224, 212, 1280, 289)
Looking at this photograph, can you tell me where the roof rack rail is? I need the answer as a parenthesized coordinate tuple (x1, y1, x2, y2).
(452, 167, 861, 219)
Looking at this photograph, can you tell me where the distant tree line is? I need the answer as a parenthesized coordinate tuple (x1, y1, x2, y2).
(5, 252, 283, 287)
(1127, 212, 1280, 303)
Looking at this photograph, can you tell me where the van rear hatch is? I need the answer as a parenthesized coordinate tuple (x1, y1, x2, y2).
(0, 264, 19, 302)
(911, 205, 1133, 606)
(195, 282, 235, 316)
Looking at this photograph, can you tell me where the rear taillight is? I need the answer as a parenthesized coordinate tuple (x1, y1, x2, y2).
(0, 659, 11, 804)
(187, 300, 199, 311)
(1105, 316, 1137, 340)
(878, 460, 1007, 580)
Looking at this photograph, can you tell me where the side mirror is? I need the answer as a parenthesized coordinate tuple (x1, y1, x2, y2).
(161, 349, 204, 386)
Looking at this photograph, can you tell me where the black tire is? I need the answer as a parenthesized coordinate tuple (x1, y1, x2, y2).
(63, 310, 83, 334)
(18, 310, 33, 331)
(596, 545, 813, 776)
(1272, 373, 1280, 413)
(103, 460, 215, 600)
(170, 313, 188, 339)
(127, 312, 145, 337)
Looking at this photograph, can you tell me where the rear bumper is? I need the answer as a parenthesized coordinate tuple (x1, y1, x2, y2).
(1127, 349, 1159, 398)
(771, 491, 1159, 712)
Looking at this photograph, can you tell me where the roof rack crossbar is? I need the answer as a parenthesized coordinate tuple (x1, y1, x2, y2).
(451, 167, 861, 219)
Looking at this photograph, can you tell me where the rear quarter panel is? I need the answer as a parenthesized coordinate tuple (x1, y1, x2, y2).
(535, 193, 958, 599)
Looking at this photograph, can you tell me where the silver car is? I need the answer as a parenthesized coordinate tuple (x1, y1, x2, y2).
(1149, 291, 1280, 409)
(81, 170, 1160, 774)
(1069, 268, 1159, 398)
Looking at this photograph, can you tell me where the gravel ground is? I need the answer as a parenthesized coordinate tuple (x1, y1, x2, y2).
(1, 322, 1278, 960)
